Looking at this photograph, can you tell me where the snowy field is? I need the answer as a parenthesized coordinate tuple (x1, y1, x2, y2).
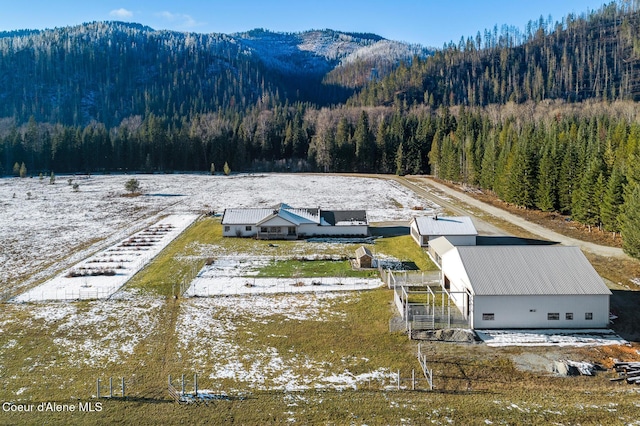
(177, 294, 396, 391)
(476, 329, 628, 347)
(14, 215, 198, 302)
(185, 256, 383, 297)
(0, 173, 435, 295)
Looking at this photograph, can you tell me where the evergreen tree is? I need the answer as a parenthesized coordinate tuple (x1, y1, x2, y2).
(125, 178, 140, 194)
(558, 142, 578, 214)
(621, 138, 640, 258)
(621, 183, 640, 258)
(479, 134, 496, 191)
(535, 141, 558, 211)
(572, 158, 604, 230)
(428, 134, 441, 178)
(12, 162, 20, 176)
(49, 171, 55, 185)
(601, 166, 626, 235)
(395, 142, 405, 176)
(354, 110, 375, 171)
(507, 141, 537, 208)
(19, 162, 27, 178)
(223, 161, 231, 175)
(210, 162, 215, 175)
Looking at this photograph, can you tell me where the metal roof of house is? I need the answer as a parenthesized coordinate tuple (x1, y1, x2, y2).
(429, 236, 455, 257)
(447, 246, 611, 296)
(222, 205, 367, 226)
(222, 208, 273, 224)
(259, 207, 319, 226)
(412, 216, 477, 236)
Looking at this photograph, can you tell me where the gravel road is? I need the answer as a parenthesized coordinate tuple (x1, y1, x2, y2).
(392, 175, 628, 259)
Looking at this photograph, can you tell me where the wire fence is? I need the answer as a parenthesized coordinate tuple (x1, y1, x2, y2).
(183, 277, 378, 297)
(13, 285, 123, 303)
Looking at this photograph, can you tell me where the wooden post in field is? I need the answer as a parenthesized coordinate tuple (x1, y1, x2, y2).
(412, 369, 415, 390)
(181, 374, 185, 395)
(397, 370, 400, 390)
(194, 373, 198, 397)
(122, 377, 125, 398)
(109, 377, 113, 398)
(97, 379, 100, 398)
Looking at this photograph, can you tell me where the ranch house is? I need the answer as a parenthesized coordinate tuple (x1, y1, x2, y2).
(221, 203, 368, 239)
(410, 215, 477, 247)
(440, 245, 611, 329)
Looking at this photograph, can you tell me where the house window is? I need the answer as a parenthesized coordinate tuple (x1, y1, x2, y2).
(482, 313, 494, 321)
(548, 313, 560, 320)
(224, 226, 230, 232)
(269, 226, 279, 233)
(585, 312, 593, 320)
(245, 226, 252, 232)
(287, 226, 296, 235)
(261, 227, 268, 233)
(566, 313, 573, 320)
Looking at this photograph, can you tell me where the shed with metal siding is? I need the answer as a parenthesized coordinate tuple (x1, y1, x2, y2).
(440, 245, 611, 329)
(410, 215, 477, 247)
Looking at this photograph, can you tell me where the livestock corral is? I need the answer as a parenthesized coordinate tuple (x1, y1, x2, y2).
(1, 173, 640, 425)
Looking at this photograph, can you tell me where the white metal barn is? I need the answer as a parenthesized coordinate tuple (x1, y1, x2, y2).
(221, 203, 368, 239)
(440, 245, 611, 329)
(410, 215, 477, 247)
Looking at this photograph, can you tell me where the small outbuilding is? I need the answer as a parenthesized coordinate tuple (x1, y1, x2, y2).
(355, 246, 373, 268)
(410, 215, 477, 247)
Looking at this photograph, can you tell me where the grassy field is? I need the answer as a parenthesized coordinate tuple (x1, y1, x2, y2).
(2, 217, 640, 425)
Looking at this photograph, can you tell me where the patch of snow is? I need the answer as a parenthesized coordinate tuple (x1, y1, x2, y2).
(27, 296, 163, 367)
(185, 256, 383, 297)
(13, 214, 197, 302)
(476, 329, 628, 347)
(177, 294, 392, 391)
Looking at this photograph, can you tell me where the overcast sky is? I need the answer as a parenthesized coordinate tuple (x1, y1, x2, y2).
(0, 1, 612, 47)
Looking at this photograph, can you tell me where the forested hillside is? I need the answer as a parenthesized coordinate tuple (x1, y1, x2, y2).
(1, 2, 640, 256)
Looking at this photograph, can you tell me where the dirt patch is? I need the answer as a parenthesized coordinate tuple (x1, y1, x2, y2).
(411, 328, 480, 343)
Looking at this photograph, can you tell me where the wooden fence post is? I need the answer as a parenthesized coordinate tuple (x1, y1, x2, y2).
(194, 373, 198, 397)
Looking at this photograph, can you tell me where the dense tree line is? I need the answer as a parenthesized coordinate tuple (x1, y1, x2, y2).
(425, 101, 640, 253)
(351, 2, 640, 108)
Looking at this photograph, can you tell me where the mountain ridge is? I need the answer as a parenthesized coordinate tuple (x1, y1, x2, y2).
(0, 21, 430, 126)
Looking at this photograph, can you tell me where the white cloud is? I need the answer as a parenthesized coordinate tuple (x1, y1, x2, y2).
(109, 8, 134, 19)
(156, 11, 204, 29)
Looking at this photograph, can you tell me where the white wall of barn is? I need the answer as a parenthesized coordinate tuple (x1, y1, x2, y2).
(472, 294, 610, 329)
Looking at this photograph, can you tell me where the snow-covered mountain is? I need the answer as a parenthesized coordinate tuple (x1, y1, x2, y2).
(0, 22, 431, 125)
(234, 28, 430, 77)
